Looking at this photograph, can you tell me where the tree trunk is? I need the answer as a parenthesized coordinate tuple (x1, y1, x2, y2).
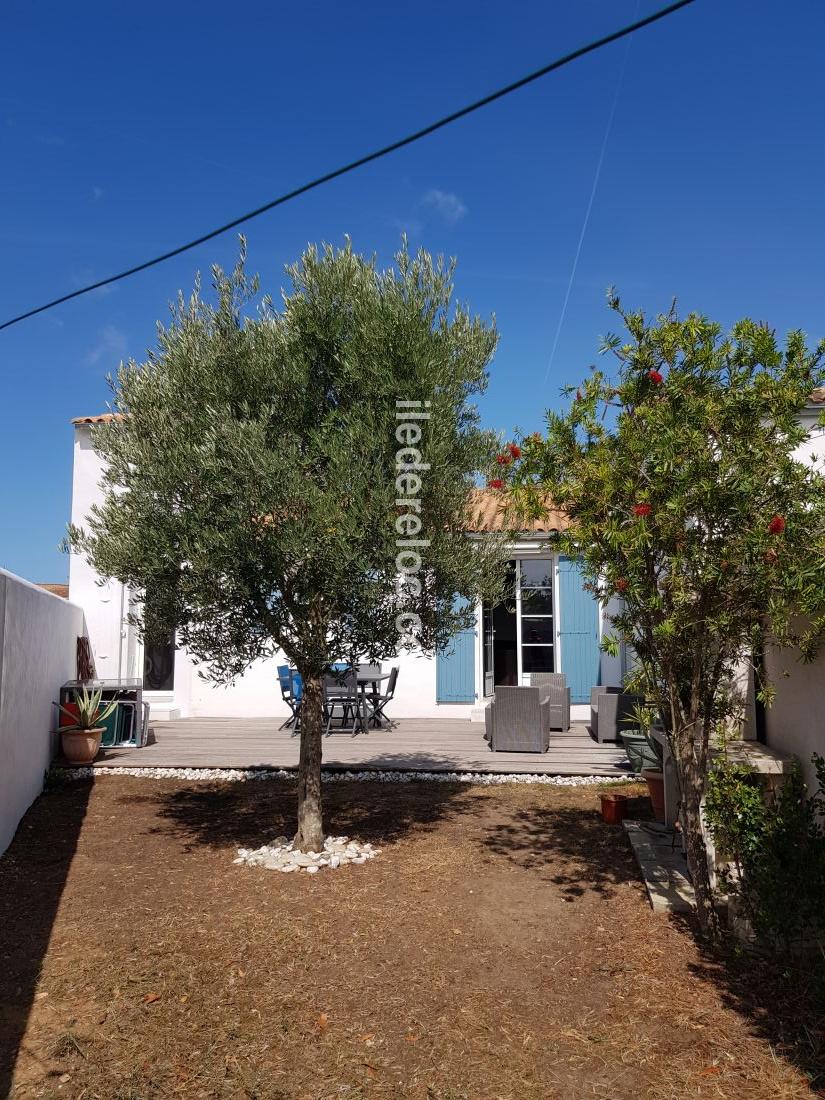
(673, 728, 721, 940)
(295, 670, 324, 851)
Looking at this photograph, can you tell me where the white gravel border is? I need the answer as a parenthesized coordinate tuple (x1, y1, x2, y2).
(53, 765, 631, 787)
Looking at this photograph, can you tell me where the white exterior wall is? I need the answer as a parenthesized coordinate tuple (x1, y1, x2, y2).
(793, 406, 825, 468)
(69, 428, 128, 679)
(761, 403, 825, 782)
(0, 570, 87, 854)
(763, 628, 825, 796)
(182, 647, 449, 719)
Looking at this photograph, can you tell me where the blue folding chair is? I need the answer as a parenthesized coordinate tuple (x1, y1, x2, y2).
(277, 664, 300, 731)
(290, 672, 303, 732)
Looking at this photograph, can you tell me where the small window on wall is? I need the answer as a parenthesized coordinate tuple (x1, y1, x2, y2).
(144, 634, 176, 691)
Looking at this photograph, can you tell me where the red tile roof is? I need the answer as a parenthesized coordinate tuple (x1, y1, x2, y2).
(37, 583, 69, 599)
(466, 489, 568, 534)
(72, 413, 124, 424)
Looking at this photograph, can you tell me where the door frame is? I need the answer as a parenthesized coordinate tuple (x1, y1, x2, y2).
(479, 550, 561, 693)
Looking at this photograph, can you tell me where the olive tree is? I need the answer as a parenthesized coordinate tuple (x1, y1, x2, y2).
(504, 294, 825, 938)
(71, 241, 505, 850)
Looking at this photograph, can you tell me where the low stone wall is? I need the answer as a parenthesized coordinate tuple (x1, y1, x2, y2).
(0, 570, 86, 854)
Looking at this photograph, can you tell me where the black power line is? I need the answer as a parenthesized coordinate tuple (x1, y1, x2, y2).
(0, 0, 697, 333)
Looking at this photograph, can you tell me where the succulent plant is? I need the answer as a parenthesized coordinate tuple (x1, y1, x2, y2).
(58, 687, 118, 732)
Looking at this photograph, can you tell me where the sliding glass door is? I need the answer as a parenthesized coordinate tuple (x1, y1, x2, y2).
(482, 557, 554, 692)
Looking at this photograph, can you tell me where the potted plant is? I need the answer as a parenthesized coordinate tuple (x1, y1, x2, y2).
(57, 687, 118, 764)
(620, 702, 666, 822)
(641, 764, 666, 823)
(620, 726, 662, 773)
(600, 791, 629, 825)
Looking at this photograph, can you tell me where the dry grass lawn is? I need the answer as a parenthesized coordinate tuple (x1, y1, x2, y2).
(0, 775, 823, 1099)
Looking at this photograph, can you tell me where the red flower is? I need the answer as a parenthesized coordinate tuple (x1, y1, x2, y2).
(632, 503, 652, 517)
(615, 578, 629, 593)
(648, 369, 664, 385)
(507, 443, 522, 460)
(768, 514, 786, 535)
(488, 478, 504, 490)
(495, 452, 512, 466)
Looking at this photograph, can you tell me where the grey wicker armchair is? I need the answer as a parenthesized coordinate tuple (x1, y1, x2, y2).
(528, 673, 571, 732)
(589, 686, 643, 744)
(484, 686, 550, 753)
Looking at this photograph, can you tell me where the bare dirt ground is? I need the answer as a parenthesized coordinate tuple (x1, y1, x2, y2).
(0, 775, 822, 1100)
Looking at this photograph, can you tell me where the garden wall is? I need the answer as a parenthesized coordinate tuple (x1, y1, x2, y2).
(0, 570, 86, 854)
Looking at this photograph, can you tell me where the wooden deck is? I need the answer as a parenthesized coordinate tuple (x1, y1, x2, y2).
(90, 717, 632, 777)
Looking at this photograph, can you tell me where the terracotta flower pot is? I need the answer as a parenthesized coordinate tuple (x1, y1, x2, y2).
(641, 769, 666, 823)
(61, 727, 103, 765)
(600, 792, 628, 825)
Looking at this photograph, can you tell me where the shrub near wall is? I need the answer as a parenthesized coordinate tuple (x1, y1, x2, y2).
(705, 754, 825, 951)
(0, 570, 86, 854)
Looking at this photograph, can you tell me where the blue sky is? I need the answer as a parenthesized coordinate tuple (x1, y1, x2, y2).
(1, 0, 824, 582)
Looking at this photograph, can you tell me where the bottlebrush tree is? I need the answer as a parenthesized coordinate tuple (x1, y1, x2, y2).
(500, 293, 825, 938)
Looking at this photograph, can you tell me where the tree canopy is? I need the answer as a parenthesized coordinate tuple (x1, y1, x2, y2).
(72, 240, 506, 847)
(502, 293, 825, 935)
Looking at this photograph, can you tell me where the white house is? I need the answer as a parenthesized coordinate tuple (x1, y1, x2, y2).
(758, 388, 825, 792)
(68, 415, 623, 724)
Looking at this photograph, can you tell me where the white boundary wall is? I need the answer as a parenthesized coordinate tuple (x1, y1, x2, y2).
(0, 570, 86, 854)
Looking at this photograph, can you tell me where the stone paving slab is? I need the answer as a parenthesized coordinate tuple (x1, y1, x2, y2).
(624, 820, 695, 914)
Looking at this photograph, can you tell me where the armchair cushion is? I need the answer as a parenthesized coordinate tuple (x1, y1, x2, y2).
(590, 687, 643, 743)
(487, 686, 549, 753)
(529, 673, 571, 732)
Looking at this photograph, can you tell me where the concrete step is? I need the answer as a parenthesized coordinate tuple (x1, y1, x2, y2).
(147, 705, 181, 722)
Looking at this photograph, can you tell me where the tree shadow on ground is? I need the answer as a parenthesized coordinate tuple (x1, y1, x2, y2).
(0, 777, 92, 1099)
(122, 769, 481, 853)
(681, 917, 825, 1090)
(480, 794, 653, 900)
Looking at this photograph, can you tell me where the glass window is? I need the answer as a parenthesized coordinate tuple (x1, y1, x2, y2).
(520, 590, 553, 616)
(519, 560, 553, 588)
(521, 619, 554, 645)
(144, 634, 175, 691)
(522, 646, 554, 673)
(519, 558, 554, 677)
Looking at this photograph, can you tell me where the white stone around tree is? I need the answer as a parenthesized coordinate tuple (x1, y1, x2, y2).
(233, 834, 382, 874)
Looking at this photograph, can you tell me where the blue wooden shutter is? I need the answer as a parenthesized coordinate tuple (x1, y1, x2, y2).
(558, 556, 600, 704)
(436, 596, 476, 703)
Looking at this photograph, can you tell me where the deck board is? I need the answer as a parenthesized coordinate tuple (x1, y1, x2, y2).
(89, 718, 632, 777)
